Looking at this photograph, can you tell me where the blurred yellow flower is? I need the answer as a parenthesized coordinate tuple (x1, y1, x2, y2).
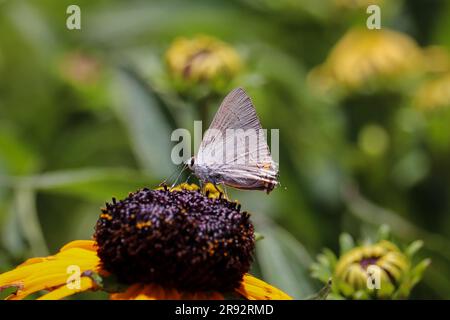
(308, 28, 423, 91)
(422, 46, 450, 74)
(165, 35, 241, 89)
(414, 72, 450, 111)
(334, 240, 409, 298)
(311, 228, 430, 299)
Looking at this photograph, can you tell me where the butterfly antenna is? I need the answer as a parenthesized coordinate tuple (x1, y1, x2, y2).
(222, 184, 229, 200)
(160, 164, 186, 187)
(185, 173, 193, 184)
(171, 164, 188, 188)
(277, 180, 287, 191)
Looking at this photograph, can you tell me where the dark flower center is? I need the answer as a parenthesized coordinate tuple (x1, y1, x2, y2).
(94, 187, 254, 292)
(360, 257, 379, 269)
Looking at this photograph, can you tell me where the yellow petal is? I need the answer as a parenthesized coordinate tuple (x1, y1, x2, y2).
(61, 240, 97, 252)
(37, 277, 96, 300)
(135, 284, 162, 300)
(0, 240, 100, 300)
(236, 274, 292, 300)
(17, 257, 48, 268)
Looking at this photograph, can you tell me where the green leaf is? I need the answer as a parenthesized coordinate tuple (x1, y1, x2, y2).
(11, 168, 155, 202)
(308, 279, 332, 300)
(339, 233, 355, 255)
(405, 240, 424, 258)
(394, 258, 431, 299)
(322, 248, 338, 269)
(410, 258, 431, 288)
(310, 248, 337, 283)
(311, 260, 332, 283)
(335, 278, 355, 298)
(255, 223, 316, 299)
(0, 127, 40, 175)
(254, 232, 264, 242)
(377, 224, 391, 241)
(317, 252, 331, 267)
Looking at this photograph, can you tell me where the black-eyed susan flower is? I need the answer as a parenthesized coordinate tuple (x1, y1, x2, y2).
(0, 183, 291, 300)
(165, 35, 241, 92)
(308, 28, 423, 93)
(311, 227, 430, 299)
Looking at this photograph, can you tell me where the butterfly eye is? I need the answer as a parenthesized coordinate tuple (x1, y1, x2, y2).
(186, 157, 195, 169)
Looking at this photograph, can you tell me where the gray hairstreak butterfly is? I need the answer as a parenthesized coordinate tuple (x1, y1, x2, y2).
(186, 87, 279, 194)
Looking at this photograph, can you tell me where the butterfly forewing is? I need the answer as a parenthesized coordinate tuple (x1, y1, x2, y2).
(195, 88, 278, 192)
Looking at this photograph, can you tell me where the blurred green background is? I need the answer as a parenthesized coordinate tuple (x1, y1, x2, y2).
(0, 0, 449, 299)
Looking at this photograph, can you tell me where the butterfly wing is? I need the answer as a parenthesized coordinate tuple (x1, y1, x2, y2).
(196, 88, 278, 192)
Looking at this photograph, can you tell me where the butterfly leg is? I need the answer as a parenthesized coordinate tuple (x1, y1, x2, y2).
(212, 183, 221, 194)
(221, 183, 229, 200)
(161, 164, 185, 187)
(211, 183, 225, 199)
